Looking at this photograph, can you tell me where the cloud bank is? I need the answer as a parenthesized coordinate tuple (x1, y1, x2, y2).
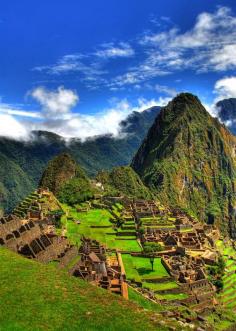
(0, 86, 163, 141)
(214, 77, 236, 101)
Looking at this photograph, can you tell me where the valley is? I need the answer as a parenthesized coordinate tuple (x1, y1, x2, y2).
(1, 184, 236, 330)
(1, 93, 236, 330)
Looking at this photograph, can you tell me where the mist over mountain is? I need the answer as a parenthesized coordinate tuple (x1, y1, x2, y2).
(0, 106, 160, 212)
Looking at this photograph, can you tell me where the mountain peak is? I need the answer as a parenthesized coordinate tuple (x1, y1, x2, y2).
(161, 92, 209, 120)
(132, 94, 236, 234)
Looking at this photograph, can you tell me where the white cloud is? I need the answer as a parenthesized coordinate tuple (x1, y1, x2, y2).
(139, 7, 236, 75)
(28, 93, 161, 140)
(32, 7, 236, 91)
(33, 54, 107, 87)
(108, 7, 236, 89)
(0, 87, 163, 141)
(0, 102, 41, 139)
(200, 76, 236, 121)
(154, 84, 177, 97)
(0, 114, 28, 139)
(95, 42, 134, 58)
(30, 86, 78, 117)
(214, 76, 236, 101)
(0, 103, 41, 118)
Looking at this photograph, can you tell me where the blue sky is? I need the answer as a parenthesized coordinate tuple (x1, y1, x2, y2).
(0, 0, 236, 139)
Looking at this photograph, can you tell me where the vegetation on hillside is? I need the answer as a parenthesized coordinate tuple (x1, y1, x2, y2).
(132, 93, 236, 232)
(58, 177, 94, 205)
(0, 247, 171, 331)
(0, 107, 160, 213)
(39, 153, 77, 195)
(97, 166, 152, 199)
(0, 152, 34, 212)
(39, 153, 94, 205)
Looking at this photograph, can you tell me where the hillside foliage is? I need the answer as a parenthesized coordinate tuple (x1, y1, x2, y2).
(132, 93, 236, 233)
(97, 166, 152, 199)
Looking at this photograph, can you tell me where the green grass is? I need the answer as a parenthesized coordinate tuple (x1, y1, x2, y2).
(142, 281, 178, 291)
(128, 287, 164, 312)
(216, 240, 236, 311)
(0, 247, 169, 331)
(155, 293, 188, 301)
(122, 255, 170, 282)
(62, 206, 142, 252)
(115, 239, 141, 252)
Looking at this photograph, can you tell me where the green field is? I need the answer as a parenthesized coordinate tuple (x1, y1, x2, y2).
(122, 254, 170, 282)
(62, 206, 141, 252)
(0, 247, 171, 331)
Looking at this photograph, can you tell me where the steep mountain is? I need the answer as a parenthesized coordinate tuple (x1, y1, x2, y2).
(216, 98, 236, 135)
(132, 93, 236, 234)
(39, 153, 78, 195)
(0, 152, 34, 212)
(39, 153, 94, 204)
(0, 107, 160, 212)
(97, 166, 152, 199)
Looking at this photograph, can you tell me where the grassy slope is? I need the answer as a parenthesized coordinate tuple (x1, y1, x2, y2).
(0, 247, 170, 331)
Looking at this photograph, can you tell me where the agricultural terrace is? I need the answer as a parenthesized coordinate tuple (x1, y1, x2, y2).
(122, 254, 186, 302)
(60, 201, 191, 305)
(216, 240, 236, 311)
(61, 205, 141, 252)
(140, 215, 177, 232)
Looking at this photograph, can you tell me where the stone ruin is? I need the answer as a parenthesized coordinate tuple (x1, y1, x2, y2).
(162, 253, 216, 310)
(132, 199, 165, 219)
(70, 237, 128, 299)
(0, 212, 128, 299)
(0, 214, 74, 263)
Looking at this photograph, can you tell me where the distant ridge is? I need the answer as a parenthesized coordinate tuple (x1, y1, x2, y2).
(0, 106, 160, 212)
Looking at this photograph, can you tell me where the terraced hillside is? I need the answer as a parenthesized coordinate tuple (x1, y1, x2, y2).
(61, 206, 142, 252)
(13, 189, 61, 219)
(0, 247, 176, 331)
(216, 240, 236, 311)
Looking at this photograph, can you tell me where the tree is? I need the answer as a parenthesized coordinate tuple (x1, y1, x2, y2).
(143, 245, 155, 271)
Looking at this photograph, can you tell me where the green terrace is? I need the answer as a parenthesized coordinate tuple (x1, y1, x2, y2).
(122, 254, 189, 302)
(13, 191, 42, 217)
(122, 255, 170, 282)
(62, 206, 141, 252)
(140, 216, 176, 227)
(216, 240, 236, 311)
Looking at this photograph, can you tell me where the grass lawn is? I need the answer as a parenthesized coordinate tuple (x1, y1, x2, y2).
(122, 255, 170, 282)
(115, 239, 141, 252)
(142, 281, 178, 291)
(0, 247, 169, 331)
